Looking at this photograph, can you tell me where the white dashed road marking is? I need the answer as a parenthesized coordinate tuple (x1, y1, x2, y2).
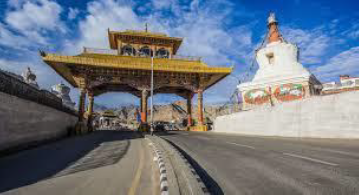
(320, 149, 359, 158)
(283, 153, 339, 166)
(227, 142, 256, 150)
(197, 137, 211, 141)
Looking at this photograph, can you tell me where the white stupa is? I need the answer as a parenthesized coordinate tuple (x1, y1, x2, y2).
(22, 67, 39, 89)
(238, 13, 321, 110)
(51, 83, 76, 109)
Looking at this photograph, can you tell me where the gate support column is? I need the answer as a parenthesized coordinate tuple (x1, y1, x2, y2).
(87, 91, 94, 132)
(187, 92, 193, 128)
(76, 88, 86, 135)
(141, 89, 149, 123)
(197, 89, 204, 126)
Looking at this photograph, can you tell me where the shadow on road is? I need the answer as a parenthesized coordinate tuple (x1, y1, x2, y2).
(0, 130, 142, 193)
(158, 131, 224, 195)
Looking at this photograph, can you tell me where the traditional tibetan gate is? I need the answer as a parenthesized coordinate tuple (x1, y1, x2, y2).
(41, 29, 232, 133)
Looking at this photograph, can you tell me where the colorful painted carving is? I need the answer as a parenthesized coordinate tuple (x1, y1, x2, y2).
(274, 84, 304, 102)
(244, 89, 270, 105)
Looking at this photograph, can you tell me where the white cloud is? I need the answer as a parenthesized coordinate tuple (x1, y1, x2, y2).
(0, 57, 67, 89)
(0, 58, 30, 74)
(64, 0, 141, 54)
(7, 0, 27, 9)
(68, 7, 80, 20)
(152, 0, 175, 10)
(345, 23, 359, 39)
(151, 0, 183, 17)
(6, 0, 64, 32)
(281, 26, 330, 64)
(4, 0, 65, 46)
(5, 0, 346, 105)
(314, 46, 359, 81)
(0, 0, 69, 95)
(3, 0, 355, 105)
(174, 19, 234, 65)
(0, 23, 33, 49)
(61, 0, 252, 104)
(63, 0, 248, 67)
(348, 30, 359, 39)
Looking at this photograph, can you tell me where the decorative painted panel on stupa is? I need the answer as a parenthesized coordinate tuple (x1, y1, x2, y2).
(238, 13, 322, 110)
(243, 89, 270, 105)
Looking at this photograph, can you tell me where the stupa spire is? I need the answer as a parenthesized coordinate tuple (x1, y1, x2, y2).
(267, 12, 282, 43)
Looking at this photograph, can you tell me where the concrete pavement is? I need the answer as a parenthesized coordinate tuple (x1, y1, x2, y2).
(161, 131, 359, 195)
(0, 131, 158, 195)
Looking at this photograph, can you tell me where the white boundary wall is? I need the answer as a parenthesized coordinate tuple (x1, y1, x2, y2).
(214, 91, 359, 138)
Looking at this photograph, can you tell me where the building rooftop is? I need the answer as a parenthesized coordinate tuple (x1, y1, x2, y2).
(108, 29, 183, 54)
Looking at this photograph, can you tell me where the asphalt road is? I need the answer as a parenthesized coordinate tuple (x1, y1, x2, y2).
(161, 131, 359, 195)
(0, 131, 158, 195)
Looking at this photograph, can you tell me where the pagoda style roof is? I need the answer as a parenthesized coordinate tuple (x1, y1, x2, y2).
(41, 28, 233, 98)
(108, 29, 183, 54)
(42, 51, 232, 89)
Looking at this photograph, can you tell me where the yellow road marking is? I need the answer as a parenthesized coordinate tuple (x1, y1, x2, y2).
(128, 141, 145, 195)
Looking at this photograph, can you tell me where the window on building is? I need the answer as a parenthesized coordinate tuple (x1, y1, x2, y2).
(156, 48, 169, 58)
(139, 46, 153, 57)
(121, 45, 136, 56)
(266, 53, 274, 65)
(342, 80, 354, 87)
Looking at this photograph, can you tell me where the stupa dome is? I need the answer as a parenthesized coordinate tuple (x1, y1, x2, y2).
(51, 82, 75, 109)
(52, 83, 70, 95)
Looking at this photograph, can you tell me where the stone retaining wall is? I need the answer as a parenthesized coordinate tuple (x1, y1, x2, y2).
(0, 92, 77, 152)
(214, 91, 359, 138)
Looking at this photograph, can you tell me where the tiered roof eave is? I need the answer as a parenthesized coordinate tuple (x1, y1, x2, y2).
(41, 52, 233, 88)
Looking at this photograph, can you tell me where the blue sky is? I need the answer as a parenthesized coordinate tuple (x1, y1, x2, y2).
(0, 0, 358, 107)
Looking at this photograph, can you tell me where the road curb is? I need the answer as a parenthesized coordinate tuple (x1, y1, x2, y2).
(146, 135, 208, 195)
(147, 138, 170, 195)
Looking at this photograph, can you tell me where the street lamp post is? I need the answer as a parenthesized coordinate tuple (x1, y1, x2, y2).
(150, 56, 154, 135)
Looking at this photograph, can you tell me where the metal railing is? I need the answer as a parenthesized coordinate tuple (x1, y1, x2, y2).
(121, 30, 168, 37)
(0, 69, 77, 116)
(83, 47, 202, 62)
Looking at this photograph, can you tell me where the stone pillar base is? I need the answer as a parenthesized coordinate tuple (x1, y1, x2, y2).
(188, 125, 208, 132)
(75, 122, 89, 135)
(138, 123, 150, 132)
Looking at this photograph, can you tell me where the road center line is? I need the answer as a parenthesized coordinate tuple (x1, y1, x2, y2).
(283, 153, 339, 166)
(227, 142, 256, 149)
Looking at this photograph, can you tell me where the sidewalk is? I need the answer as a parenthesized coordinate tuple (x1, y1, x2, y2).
(0, 131, 158, 195)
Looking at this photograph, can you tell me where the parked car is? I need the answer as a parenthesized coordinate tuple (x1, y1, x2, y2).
(154, 121, 168, 131)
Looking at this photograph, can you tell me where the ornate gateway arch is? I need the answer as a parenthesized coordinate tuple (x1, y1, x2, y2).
(41, 28, 232, 133)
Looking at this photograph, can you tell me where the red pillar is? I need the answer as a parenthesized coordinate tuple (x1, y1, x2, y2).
(197, 90, 204, 125)
(141, 89, 148, 123)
